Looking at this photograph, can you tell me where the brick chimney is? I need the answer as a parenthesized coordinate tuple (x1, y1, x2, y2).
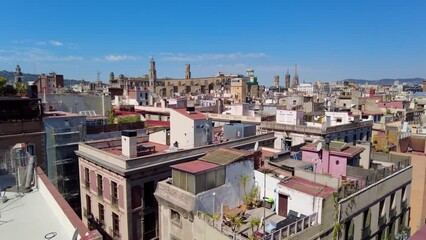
(121, 130, 137, 158)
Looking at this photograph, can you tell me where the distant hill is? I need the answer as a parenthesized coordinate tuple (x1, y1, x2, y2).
(343, 78, 424, 85)
(0, 70, 81, 86)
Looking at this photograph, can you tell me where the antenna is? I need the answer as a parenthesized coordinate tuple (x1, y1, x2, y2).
(97, 70, 101, 81)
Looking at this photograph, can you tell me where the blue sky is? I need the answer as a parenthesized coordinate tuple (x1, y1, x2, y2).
(1, 0, 426, 85)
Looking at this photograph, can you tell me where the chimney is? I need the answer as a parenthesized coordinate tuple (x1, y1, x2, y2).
(121, 130, 137, 158)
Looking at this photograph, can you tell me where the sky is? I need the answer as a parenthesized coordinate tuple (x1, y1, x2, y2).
(1, 0, 426, 85)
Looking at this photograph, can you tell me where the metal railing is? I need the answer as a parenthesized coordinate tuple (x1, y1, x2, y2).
(84, 180, 90, 190)
(389, 208, 397, 219)
(378, 215, 387, 227)
(262, 212, 318, 239)
(362, 227, 371, 239)
(97, 187, 103, 197)
(260, 120, 373, 135)
(401, 200, 408, 210)
(112, 196, 118, 207)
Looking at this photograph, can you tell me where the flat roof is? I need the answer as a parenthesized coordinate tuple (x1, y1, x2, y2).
(301, 141, 365, 158)
(104, 141, 169, 156)
(280, 176, 335, 198)
(0, 190, 72, 239)
(173, 108, 208, 120)
(171, 160, 220, 174)
(44, 111, 82, 117)
(199, 148, 250, 165)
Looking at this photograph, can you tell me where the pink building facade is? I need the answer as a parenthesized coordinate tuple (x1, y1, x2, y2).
(301, 142, 364, 178)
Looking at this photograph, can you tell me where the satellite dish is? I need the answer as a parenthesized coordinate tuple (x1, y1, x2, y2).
(316, 142, 323, 152)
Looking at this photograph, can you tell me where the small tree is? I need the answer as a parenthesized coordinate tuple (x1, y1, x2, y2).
(228, 215, 243, 232)
(107, 110, 116, 124)
(15, 82, 27, 96)
(249, 217, 261, 240)
(241, 175, 248, 197)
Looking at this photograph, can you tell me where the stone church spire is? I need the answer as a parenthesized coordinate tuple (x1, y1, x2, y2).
(149, 58, 157, 92)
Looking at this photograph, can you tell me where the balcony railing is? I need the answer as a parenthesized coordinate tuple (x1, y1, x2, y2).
(112, 196, 118, 207)
(389, 208, 397, 219)
(401, 200, 408, 210)
(262, 212, 318, 239)
(378, 215, 387, 227)
(362, 227, 371, 239)
(84, 180, 90, 190)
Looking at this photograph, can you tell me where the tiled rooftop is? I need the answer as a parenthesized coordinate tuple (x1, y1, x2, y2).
(280, 176, 335, 198)
(171, 160, 220, 174)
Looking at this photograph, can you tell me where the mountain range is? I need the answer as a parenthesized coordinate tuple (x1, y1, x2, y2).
(343, 78, 424, 85)
(0, 70, 80, 86)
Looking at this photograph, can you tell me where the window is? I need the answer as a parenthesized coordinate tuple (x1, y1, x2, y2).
(99, 203, 105, 224)
(85, 168, 90, 188)
(97, 174, 103, 196)
(379, 200, 385, 217)
(206, 171, 216, 189)
(112, 181, 118, 207)
(86, 195, 91, 215)
(171, 209, 181, 226)
(172, 170, 180, 187)
(390, 193, 396, 209)
(187, 174, 195, 194)
(345, 220, 354, 240)
(401, 186, 407, 202)
(26, 144, 35, 156)
(179, 171, 187, 191)
(336, 118, 342, 123)
(112, 212, 120, 237)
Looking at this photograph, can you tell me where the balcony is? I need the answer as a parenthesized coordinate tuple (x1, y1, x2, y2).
(112, 196, 118, 208)
(84, 180, 90, 190)
(401, 200, 408, 210)
(362, 227, 371, 239)
(109, 227, 121, 240)
(389, 208, 397, 219)
(378, 215, 387, 227)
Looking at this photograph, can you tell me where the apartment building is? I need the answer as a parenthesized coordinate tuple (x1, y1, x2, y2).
(257, 141, 413, 240)
(76, 130, 275, 240)
(154, 148, 259, 240)
(44, 111, 87, 214)
(0, 97, 45, 168)
(169, 107, 212, 149)
(261, 112, 373, 150)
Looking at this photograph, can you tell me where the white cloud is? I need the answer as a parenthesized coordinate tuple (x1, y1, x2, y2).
(160, 52, 266, 62)
(0, 47, 82, 62)
(49, 40, 63, 46)
(37, 41, 46, 45)
(104, 54, 139, 61)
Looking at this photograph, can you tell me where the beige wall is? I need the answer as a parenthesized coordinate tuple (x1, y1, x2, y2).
(392, 152, 426, 232)
(158, 203, 230, 240)
(230, 79, 247, 103)
(170, 110, 195, 149)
